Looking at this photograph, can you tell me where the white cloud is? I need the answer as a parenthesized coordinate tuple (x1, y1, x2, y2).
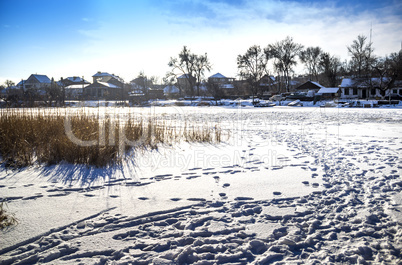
(155, 0, 402, 77)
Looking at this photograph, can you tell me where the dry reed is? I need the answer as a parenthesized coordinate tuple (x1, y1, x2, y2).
(0, 202, 18, 229)
(0, 108, 223, 168)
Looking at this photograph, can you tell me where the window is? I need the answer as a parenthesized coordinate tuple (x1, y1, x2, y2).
(371, 89, 376, 95)
(344, 88, 349, 95)
(399, 89, 402, 95)
(353, 88, 358, 95)
(393, 89, 398, 94)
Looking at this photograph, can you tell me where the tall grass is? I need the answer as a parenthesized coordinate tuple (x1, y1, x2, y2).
(0, 108, 223, 168)
(0, 202, 18, 229)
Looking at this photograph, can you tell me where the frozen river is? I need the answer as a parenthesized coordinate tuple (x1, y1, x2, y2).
(1, 106, 401, 264)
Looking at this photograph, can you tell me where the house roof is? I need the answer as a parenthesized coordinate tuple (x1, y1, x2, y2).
(66, 76, 89, 83)
(310, 81, 325, 88)
(97, 81, 120, 88)
(209, 73, 226, 79)
(317, 87, 340, 94)
(93, 72, 113, 77)
(340, 78, 355, 87)
(178, 74, 193, 79)
(261, 75, 276, 81)
(65, 84, 90, 89)
(295, 81, 324, 90)
(30, 74, 51, 84)
(340, 77, 392, 88)
(17, 80, 26, 86)
(93, 72, 124, 83)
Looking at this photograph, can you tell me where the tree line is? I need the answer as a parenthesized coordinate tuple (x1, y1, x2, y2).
(164, 35, 402, 100)
(2, 34, 402, 103)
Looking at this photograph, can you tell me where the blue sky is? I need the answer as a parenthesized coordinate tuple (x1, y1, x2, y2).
(1, 0, 401, 84)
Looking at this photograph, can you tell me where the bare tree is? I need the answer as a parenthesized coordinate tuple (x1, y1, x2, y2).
(300, 46, 322, 81)
(194, 53, 212, 97)
(5, 80, 15, 88)
(372, 49, 402, 98)
(347, 34, 374, 78)
(237, 45, 270, 102)
(168, 46, 211, 98)
(43, 78, 63, 106)
(268, 36, 303, 92)
(319, 52, 341, 87)
(206, 78, 226, 105)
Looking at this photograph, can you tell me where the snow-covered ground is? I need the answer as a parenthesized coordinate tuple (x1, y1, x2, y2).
(1, 106, 401, 264)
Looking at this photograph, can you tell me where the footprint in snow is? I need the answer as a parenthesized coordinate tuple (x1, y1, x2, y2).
(187, 198, 206, 202)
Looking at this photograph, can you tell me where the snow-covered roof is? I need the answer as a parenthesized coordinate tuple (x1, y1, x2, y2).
(178, 74, 192, 79)
(17, 80, 26, 86)
(340, 77, 392, 88)
(33, 74, 51, 84)
(66, 76, 88, 83)
(93, 72, 124, 83)
(97, 81, 120, 88)
(209, 73, 226, 79)
(164, 85, 180, 94)
(317, 87, 340, 94)
(340, 78, 355, 87)
(65, 84, 90, 89)
(93, 72, 113, 77)
(310, 81, 325, 88)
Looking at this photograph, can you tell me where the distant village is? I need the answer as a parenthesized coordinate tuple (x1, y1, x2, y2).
(1, 35, 401, 107)
(1, 70, 401, 107)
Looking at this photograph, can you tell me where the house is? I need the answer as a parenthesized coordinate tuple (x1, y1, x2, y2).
(209, 73, 226, 83)
(64, 84, 90, 99)
(164, 85, 180, 98)
(84, 72, 124, 99)
(389, 80, 402, 99)
(177, 74, 196, 95)
(148, 87, 165, 100)
(16, 80, 26, 89)
(339, 77, 401, 99)
(295, 81, 324, 93)
(316, 87, 341, 100)
(22, 74, 51, 91)
(92, 72, 124, 86)
(130, 76, 148, 92)
(208, 73, 235, 87)
(59, 76, 91, 99)
(259, 75, 277, 96)
(60, 76, 90, 86)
